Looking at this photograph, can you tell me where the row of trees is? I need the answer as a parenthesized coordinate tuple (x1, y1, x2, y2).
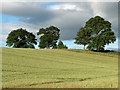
(6, 26, 68, 49)
(6, 16, 116, 51)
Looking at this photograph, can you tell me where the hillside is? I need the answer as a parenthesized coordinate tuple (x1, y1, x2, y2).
(1, 47, 118, 88)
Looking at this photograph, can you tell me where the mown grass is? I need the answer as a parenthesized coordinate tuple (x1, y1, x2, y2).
(1, 47, 118, 88)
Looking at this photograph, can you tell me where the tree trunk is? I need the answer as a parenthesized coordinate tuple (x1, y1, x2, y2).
(84, 44, 85, 50)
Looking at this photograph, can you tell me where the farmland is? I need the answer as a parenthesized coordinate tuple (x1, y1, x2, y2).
(1, 47, 118, 88)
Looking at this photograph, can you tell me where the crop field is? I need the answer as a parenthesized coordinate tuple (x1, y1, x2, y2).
(1, 47, 118, 88)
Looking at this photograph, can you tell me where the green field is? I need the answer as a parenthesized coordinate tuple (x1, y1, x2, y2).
(1, 47, 118, 88)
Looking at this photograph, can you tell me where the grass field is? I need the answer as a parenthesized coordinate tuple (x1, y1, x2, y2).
(1, 47, 118, 88)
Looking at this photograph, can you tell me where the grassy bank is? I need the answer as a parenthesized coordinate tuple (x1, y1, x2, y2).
(1, 47, 118, 88)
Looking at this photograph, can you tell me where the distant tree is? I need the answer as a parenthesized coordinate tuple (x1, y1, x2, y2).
(53, 44, 58, 49)
(6, 28, 37, 48)
(74, 27, 92, 50)
(64, 45, 68, 49)
(85, 16, 116, 51)
(58, 40, 68, 49)
(37, 26, 60, 49)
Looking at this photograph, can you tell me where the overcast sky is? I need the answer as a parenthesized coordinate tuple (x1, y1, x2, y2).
(0, 1, 119, 50)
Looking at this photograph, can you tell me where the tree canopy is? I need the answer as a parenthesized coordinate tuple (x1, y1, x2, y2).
(85, 16, 116, 51)
(58, 40, 68, 49)
(74, 27, 92, 50)
(37, 26, 60, 49)
(6, 28, 37, 48)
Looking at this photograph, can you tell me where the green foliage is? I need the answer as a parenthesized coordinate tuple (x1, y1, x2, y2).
(85, 16, 116, 51)
(74, 27, 92, 50)
(57, 40, 68, 49)
(6, 28, 37, 48)
(37, 26, 60, 49)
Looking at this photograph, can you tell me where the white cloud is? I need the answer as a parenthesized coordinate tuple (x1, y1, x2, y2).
(1, 0, 119, 2)
(106, 47, 119, 51)
(67, 45, 84, 49)
(86, 0, 119, 2)
(2, 21, 40, 42)
(50, 4, 83, 11)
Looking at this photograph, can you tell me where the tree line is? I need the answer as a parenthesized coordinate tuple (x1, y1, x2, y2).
(6, 16, 116, 52)
(6, 26, 68, 49)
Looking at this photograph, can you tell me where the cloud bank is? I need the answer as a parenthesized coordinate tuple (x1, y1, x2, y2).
(1, 2, 118, 42)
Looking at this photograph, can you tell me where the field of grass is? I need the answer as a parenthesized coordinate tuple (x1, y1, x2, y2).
(1, 47, 118, 88)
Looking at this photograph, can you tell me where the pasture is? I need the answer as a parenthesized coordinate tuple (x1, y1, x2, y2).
(1, 47, 118, 88)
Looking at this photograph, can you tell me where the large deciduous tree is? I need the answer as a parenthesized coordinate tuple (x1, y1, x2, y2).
(85, 16, 116, 51)
(37, 26, 60, 49)
(74, 27, 92, 50)
(6, 28, 37, 48)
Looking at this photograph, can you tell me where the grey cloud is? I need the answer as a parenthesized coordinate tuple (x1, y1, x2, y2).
(90, 2, 118, 37)
(51, 11, 92, 40)
(1, 2, 119, 41)
(33, 3, 93, 40)
(90, 2, 118, 18)
(2, 2, 57, 23)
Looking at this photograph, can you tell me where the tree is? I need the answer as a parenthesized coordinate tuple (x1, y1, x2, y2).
(74, 27, 92, 50)
(6, 28, 37, 48)
(58, 40, 68, 49)
(37, 26, 60, 49)
(85, 16, 116, 51)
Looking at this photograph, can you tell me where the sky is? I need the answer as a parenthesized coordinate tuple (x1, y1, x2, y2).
(0, 1, 119, 51)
